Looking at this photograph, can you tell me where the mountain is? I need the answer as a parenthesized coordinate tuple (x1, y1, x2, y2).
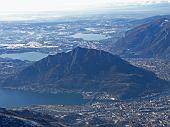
(113, 17, 170, 59)
(0, 108, 63, 127)
(2, 47, 169, 99)
(130, 15, 170, 25)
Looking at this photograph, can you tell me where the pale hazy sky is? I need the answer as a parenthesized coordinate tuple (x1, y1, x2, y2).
(0, 0, 169, 21)
(0, 0, 169, 13)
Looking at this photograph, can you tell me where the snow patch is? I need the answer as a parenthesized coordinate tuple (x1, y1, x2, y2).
(164, 19, 169, 22)
(26, 42, 42, 48)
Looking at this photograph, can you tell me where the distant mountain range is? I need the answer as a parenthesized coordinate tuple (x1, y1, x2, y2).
(3, 47, 169, 99)
(113, 16, 170, 59)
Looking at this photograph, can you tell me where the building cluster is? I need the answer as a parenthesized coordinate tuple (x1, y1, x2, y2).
(18, 95, 170, 127)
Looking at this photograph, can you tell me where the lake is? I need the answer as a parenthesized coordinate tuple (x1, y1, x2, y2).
(0, 89, 87, 108)
(70, 33, 108, 41)
(0, 52, 48, 61)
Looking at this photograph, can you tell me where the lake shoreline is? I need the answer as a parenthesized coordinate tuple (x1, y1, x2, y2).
(0, 87, 89, 108)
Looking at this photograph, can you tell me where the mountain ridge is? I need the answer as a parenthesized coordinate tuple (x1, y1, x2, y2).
(112, 16, 170, 59)
(2, 47, 169, 99)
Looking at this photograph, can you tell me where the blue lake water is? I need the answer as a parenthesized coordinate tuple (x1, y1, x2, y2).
(71, 33, 108, 41)
(0, 89, 87, 108)
(0, 52, 48, 61)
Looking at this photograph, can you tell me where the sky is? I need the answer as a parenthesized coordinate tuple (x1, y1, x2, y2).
(0, 0, 170, 20)
(0, 0, 170, 12)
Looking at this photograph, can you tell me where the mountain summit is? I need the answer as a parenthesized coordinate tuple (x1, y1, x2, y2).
(3, 47, 169, 99)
